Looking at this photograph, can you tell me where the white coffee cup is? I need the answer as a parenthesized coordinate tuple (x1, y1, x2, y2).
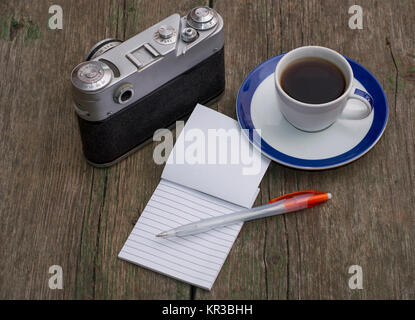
(274, 46, 374, 132)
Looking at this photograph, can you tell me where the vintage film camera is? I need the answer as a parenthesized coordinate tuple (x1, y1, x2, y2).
(71, 6, 225, 166)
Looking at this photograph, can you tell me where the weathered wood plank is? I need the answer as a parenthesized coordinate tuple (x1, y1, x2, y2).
(0, 0, 414, 300)
(195, 0, 274, 299)
(0, 0, 99, 299)
(265, 0, 415, 299)
(197, 0, 415, 299)
(91, 0, 210, 299)
(0, 0, 206, 299)
(385, 0, 415, 299)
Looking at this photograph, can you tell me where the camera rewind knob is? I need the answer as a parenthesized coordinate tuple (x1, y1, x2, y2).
(186, 6, 218, 30)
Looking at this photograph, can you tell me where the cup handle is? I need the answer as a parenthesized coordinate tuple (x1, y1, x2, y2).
(339, 88, 374, 120)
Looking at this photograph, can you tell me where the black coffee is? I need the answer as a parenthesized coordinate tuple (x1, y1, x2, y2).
(281, 58, 346, 104)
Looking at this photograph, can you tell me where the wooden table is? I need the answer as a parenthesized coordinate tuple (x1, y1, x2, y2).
(0, 0, 414, 299)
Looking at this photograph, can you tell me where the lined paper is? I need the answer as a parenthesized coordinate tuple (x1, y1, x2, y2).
(118, 179, 244, 290)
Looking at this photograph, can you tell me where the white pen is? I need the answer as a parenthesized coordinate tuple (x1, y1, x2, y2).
(156, 191, 332, 238)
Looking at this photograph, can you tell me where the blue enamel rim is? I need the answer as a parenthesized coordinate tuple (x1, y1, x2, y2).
(236, 54, 389, 170)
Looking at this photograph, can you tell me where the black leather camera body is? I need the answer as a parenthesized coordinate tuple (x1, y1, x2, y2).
(71, 7, 225, 166)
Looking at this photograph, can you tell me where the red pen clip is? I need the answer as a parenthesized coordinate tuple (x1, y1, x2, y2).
(268, 190, 331, 210)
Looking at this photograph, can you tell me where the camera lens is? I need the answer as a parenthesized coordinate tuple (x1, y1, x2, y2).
(114, 84, 134, 104)
(86, 39, 123, 61)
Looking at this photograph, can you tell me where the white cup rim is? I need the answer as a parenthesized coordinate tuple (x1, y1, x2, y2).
(274, 46, 354, 108)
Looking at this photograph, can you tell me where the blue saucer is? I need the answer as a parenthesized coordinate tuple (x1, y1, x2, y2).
(236, 54, 388, 170)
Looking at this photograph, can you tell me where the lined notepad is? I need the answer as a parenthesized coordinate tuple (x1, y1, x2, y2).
(119, 104, 270, 290)
(119, 179, 244, 290)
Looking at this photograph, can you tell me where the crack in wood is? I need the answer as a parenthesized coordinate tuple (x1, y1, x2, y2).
(74, 168, 95, 298)
(123, 0, 127, 41)
(386, 37, 415, 196)
(295, 214, 302, 300)
(282, 214, 290, 299)
(92, 171, 108, 298)
(263, 217, 269, 299)
(386, 37, 399, 119)
(190, 285, 196, 300)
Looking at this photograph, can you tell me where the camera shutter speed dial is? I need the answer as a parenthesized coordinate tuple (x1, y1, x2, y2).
(71, 61, 113, 92)
(186, 6, 218, 30)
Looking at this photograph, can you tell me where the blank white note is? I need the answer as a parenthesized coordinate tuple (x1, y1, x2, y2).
(118, 179, 244, 290)
(162, 104, 270, 208)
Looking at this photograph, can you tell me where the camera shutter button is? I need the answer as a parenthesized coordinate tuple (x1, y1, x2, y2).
(181, 27, 198, 43)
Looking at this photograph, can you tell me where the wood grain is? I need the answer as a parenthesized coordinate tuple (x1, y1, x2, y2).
(198, 0, 415, 299)
(0, 0, 414, 299)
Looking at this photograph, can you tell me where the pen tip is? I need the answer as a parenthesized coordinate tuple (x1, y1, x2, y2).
(327, 193, 332, 200)
(156, 232, 167, 238)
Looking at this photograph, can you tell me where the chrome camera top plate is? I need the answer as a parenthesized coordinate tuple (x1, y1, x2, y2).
(71, 6, 224, 121)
